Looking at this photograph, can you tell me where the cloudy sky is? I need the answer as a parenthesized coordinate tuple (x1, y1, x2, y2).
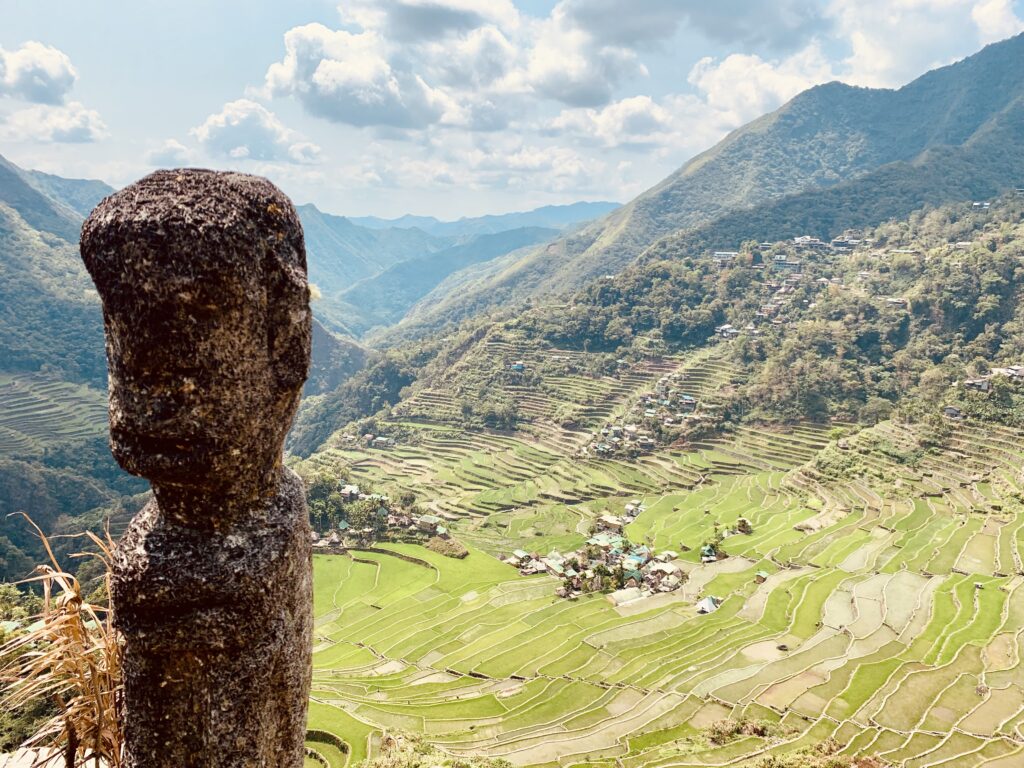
(2, 0, 1022, 218)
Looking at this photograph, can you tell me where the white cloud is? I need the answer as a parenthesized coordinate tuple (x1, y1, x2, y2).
(1, 101, 107, 143)
(827, 0, 1023, 88)
(0, 42, 77, 104)
(0, 42, 109, 145)
(549, 95, 674, 147)
(688, 42, 836, 124)
(263, 23, 449, 129)
(681, 1, 833, 50)
(238, 0, 1024, 213)
(341, 0, 519, 40)
(147, 139, 194, 167)
(263, 1, 663, 132)
(192, 99, 322, 164)
(972, 0, 1024, 42)
(423, 25, 518, 89)
(525, 15, 646, 107)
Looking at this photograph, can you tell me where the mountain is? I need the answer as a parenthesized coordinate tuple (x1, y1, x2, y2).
(22, 169, 114, 219)
(297, 204, 445, 334)
(306, 319, 369, 396)
(0, 154, 90, 245)
(0, 160, 108, 385)
(300, 206, 615, 338)
(350, 201, 619, 237)
(0, 156, 381, 576)
(394, 32, 1024, 339)
(329, 227, 559, 338)
(290, 190, 1024, 458)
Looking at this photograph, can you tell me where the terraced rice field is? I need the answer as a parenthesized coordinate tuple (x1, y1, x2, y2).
(0, 372, 107, 456)
(302, 345, 1024, 767)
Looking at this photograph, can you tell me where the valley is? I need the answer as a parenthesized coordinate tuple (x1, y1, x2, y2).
(3, 28, 1024, 768)
(302, 377, 1024, 767)
(290, 193, 1024, 766)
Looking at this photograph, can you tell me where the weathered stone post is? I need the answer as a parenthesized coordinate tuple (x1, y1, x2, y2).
(80, 169, 313, 767)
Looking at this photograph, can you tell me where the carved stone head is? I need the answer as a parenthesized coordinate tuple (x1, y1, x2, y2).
(81, 170, 311, 500)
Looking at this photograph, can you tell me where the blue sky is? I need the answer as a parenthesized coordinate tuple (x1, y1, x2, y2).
(2, 0, 1022, 218)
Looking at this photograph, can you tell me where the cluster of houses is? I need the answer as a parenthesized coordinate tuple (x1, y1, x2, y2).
(505, 523, 688, 604)
(712, 228, 933, 344)
(339, 433, 395, 449)
(589, 372, 706, 456)
(590, 423, 657, 456)
(312, 485, 450, 549)
(963, 365, 1024, 393)
(710, 232, 872, 272)
(717, 272, 813, 342)
(502, 505, 749, 610)
(943, 364, 1024, 419)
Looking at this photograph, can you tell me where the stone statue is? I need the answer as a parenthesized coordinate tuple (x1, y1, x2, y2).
(80, 169, 313, 767)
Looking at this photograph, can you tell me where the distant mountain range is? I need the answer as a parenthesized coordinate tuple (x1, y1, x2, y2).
(389, 32, 1024, 340)
(299, 202, 615, 336)
(0, 155, 614, 384)
(350, 201, 619, 237)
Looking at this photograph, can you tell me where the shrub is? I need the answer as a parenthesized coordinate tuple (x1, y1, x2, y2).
(425, 537, 468, 559)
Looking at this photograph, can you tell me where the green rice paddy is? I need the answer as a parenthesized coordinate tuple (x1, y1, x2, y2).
(301, 347, 1024, 767)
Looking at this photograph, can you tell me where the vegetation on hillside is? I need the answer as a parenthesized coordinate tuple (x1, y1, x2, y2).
(387, 33, 1024, 339)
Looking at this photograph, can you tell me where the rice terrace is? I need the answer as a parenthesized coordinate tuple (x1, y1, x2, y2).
(299, 338, 1024, 768)
(5, 11, 1024, 768)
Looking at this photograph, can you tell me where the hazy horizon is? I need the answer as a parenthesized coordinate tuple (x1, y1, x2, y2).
(3, 0, 1022, 218)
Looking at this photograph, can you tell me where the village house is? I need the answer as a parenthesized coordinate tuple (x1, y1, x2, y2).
(696, 596, 721, 614)
(598, 514, 624, 532)
(387, 510, 413, 528)
(830, 235, 862, 250)
(415, 513, 445, 535)
(713, 251, 739, 266)
(773, 254, 802, 271)
(792, 235, 827, 250)
(992, 365, 1024, 382)
(964, 377, 992, 393)
(943, 405, 964, 419)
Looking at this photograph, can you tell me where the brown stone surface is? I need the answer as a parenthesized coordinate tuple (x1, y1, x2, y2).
(81, 169, 313, 767)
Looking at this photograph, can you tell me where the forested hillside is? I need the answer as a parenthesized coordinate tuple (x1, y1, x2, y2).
(336, 227, 558, 338)
(292, 194, 1024, 459)
(0, 153, 612, 578)
(392, 32, 1024, 340)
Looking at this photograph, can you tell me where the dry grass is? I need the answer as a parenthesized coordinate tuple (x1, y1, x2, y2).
(0, 514, 122, 768)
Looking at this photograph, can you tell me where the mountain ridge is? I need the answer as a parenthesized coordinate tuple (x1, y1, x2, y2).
(392, 32, 1024, 339)
(350, 200, 620, 237)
